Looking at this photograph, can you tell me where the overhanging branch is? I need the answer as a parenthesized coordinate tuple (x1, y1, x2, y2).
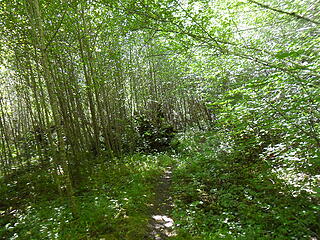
(249, 0, 320, 25)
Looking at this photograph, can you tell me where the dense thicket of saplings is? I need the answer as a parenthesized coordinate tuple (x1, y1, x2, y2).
(0, 0, 319, 239)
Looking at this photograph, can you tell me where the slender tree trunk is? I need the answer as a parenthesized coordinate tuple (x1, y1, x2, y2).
(26, 0, 78, 217)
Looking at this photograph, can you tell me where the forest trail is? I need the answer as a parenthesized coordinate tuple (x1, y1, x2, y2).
(144, 166, 176, 240)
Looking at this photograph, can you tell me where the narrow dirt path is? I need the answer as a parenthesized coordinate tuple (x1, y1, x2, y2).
(144, 166, 176, 240)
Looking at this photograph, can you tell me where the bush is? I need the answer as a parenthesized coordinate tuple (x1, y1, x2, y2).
(135, 114, 177, 152)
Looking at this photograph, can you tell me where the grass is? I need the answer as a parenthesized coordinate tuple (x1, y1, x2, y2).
(170, 131, 319, 240)
(0, 153, 173, 240)
(1, 131, 318, 239)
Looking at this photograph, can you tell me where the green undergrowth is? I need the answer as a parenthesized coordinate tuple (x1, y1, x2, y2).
(171, 131, 319, 240)
(0, 153, 173, 240)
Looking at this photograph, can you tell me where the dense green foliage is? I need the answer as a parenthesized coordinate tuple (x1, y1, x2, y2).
(0, 0, 319, 239)
(171, 131, 319, 239)
(1, 154, 172, 239)
(136, 113, 177, 152)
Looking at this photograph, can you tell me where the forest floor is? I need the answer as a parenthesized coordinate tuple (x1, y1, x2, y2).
(0, 131, 319, 240)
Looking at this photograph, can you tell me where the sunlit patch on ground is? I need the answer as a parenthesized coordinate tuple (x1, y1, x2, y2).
(145, 166, 176, 239)
(149, 215, 176, 239)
